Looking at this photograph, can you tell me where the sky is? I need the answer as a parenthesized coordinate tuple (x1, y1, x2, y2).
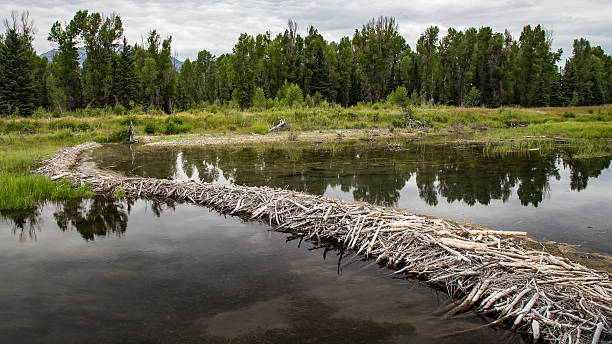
(2, 0, 611, 62)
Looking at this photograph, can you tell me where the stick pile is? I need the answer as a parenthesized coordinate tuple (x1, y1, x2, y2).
(38, 143, 611, 343)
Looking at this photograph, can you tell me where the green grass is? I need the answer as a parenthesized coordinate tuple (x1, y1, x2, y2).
(0, 134, 94, 210)
(3, 104, 611, 137)
(481, 138, 612, 159)
(479, 121, 612, 139)
(0, 174, 93, 209)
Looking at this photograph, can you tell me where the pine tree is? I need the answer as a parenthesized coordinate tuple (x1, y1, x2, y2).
(0, 12, 37, 116)
(33, 56, 51, 109)
(304, 26, 331, 100)
(111, 38, 137, 107)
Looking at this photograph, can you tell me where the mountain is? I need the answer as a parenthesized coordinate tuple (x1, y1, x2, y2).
(40, 47, 184, 70)
(40, 47, 87, 66)
(171, 56, 184, 70)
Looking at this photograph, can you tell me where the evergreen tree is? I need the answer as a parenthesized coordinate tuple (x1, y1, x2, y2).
(33, 56, 51, 110)
(0, 11, 37, 116)
(111, 37, 138, 107)
(303, 26, 332, 100)
(231, 33, 256, 110)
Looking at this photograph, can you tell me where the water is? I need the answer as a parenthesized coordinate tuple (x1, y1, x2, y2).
(88, 141, 612, 254)
(0, 198, 524, 343)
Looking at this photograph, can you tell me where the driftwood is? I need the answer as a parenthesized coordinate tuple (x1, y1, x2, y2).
(269, 119, 286, 132)
(128, 121, 135, 142)
(37, 143, 612, 344)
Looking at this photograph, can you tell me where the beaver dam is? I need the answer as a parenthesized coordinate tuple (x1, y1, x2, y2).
(38, 142, 611, 343)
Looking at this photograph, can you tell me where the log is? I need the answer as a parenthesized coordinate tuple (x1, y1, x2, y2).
(269, 119, 286, 132)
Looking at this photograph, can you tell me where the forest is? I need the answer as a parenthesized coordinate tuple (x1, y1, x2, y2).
(0, 10, 611, 117)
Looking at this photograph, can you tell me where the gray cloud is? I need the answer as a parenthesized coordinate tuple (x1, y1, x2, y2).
(1, 0, 610, 61)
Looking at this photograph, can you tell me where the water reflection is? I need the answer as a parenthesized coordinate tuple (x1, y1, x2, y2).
(91, 143, 611, 208)
(0, 208, 42, 241)
(566, 156, 612, 191)
(52, 198, 130, 240)
(0, 199, 525, 343)
(1, 197, 177, 241)
(86, 142, 612, 254)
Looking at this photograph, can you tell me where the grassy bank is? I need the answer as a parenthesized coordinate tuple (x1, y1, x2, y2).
(1, 104, 611, 138)
(0, 134, 94, 210)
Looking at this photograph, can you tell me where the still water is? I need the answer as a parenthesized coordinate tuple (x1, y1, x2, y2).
(0, 198, 524, 343)
(88, 141, 612, 254)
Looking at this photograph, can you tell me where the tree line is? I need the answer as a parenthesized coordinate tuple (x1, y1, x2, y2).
(0, 11, 611, 117)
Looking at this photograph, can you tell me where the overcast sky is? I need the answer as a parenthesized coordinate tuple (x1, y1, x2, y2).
(2, 0, 611, 62)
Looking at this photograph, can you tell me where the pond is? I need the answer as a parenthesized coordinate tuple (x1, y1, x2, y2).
(0, 198, 525, 343)
(88, 140, 612, 255)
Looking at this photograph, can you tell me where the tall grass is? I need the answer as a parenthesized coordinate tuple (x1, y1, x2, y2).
(2, 104, 611, 136)
(0, 173, 92, 209)
(478, 122, 612, 139)
(0, 134, 94, 209)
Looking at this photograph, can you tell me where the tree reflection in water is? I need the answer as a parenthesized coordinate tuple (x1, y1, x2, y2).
(0, 207, 42, 241)
(53, 197, 131, 240)
(94, 143, 610, 208)
(4, 142, 609, 242)
(1, 198, 176, 241)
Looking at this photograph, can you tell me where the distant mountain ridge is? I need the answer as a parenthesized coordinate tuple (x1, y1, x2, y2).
(39, 47, 184, 70)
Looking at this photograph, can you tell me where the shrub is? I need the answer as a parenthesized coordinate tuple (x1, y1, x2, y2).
(390, 114, 408, 128)
(3, 120, 41, 134)
(144, 123, 156, 134)
(77, 122, 91, 132)
(119, 115, 141, 125)
(165, 122, 179, 135)
(208, 102, 219, 114)
(304, 94, 314, 108)
(165, 115, 184, 125)
(164, 116, 190, 134)
(463, 86, 481, 107)
(410, 90, 419, 105)
(312, 92, 323, 106)
(251, 122, 268, 134)
(252, 87, 268, 109)
(99, 129, 130, 142)
(113, 103, 127, 115)
(387, 86, 410, 108)
(50, 120, 77, 131)
(285, 83, 303, 108)
(266, 113, 282, 125)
